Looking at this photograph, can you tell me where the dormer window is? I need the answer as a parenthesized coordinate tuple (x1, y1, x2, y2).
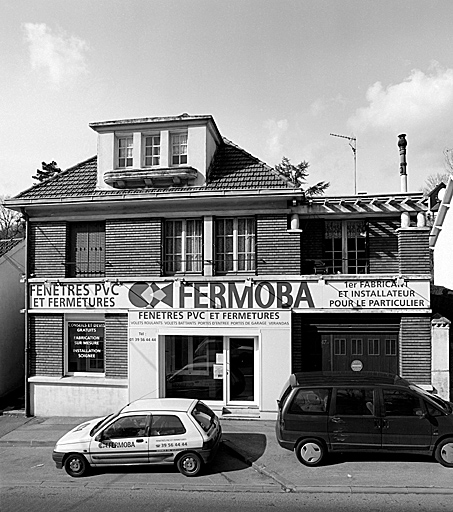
(118, 136, 133, 168)
(144, 135, 160, 166)
(171, 132, 188, 165)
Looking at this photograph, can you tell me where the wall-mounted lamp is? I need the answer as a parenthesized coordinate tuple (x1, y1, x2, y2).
(287, 213, 303, 233)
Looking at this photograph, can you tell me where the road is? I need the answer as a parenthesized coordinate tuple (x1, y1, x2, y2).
(1, 444, 452, 511)
(0, 444, 278, 490)
(2, 486, 453, 512)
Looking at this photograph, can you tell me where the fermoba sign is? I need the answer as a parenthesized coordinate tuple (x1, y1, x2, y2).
(28, 278, 430, 311)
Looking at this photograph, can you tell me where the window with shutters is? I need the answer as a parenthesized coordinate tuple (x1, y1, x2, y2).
(67, 222, 105, 277)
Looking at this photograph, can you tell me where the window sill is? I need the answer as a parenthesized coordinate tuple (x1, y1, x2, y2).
(28, 375, 128, 387)
(104, 166, 198, 188)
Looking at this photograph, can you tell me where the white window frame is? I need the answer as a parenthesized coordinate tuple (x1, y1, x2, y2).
(143, 133, 161, 167)
(215, 217, 256, 273)
(117, 136, 133, 168)
(170, 132, 188, 166)
(164, 218, 203, 274)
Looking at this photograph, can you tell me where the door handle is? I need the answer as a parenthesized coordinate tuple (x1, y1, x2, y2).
(330, 417, 344, 423)
(136, 438, 144, 443)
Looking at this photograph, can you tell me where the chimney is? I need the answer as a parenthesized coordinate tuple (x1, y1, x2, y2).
(398, 134, 407, 193)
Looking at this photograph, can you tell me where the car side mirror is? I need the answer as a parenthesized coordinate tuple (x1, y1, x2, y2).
(415, 409, 426, 419)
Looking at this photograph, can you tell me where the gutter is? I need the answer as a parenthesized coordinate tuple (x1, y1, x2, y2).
(21, 208, 31, 417)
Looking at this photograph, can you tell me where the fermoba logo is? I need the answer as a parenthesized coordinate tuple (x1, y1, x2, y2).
(129, 281, 314, 309)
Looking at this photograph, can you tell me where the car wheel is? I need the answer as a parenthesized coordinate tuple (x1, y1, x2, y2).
(295, 438, 325, 467)
(434, 437, 453, 468)
(64, 453, 89, 477)
(176, 452, 203, 476)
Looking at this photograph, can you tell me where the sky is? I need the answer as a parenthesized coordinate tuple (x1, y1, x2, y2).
(1, 0, 453, 198)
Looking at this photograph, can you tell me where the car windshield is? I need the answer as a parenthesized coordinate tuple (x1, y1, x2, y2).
(410, 385, 452, 414)
(89, 413, 119, 437)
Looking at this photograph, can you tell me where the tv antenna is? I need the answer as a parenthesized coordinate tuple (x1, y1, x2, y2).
(330, 133, 357, 194)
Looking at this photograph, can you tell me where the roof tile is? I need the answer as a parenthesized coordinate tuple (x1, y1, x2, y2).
(13, 140, 292, 201)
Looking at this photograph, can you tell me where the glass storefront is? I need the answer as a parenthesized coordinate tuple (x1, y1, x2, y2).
(164, 335, 255, 403)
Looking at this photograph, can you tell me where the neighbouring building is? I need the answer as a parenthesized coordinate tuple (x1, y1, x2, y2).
(429, 176, 453, 400)
(6, 115, 440, 418)
(0, 238, 25, 399)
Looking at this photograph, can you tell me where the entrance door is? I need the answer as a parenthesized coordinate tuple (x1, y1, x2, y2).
(226, 337, 256, 404)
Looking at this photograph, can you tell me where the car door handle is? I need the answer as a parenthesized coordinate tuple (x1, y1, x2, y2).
(330, 417, 344, 423)
(136, 439, 144, 443)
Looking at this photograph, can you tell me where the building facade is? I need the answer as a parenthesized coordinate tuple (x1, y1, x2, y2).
(7, 115, 438, 418)
(0, 239, 25, 399)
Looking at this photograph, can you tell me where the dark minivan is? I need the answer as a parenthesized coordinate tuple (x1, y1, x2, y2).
(276, 372, 453, 467)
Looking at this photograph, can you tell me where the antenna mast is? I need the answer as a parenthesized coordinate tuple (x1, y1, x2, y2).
(330, 133, 357, 194)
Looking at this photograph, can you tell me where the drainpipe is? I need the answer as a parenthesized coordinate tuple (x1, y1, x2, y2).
(21, 208, 30, 417)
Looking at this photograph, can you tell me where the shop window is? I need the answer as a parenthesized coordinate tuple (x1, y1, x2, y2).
(171, 132, 188, 165)
(67, 222, 105, 277)
(67, 321, 104, 373)
(165, 335, 224, 400)
(368, 338, 380, 356)
(164, 219, 202, 274)
(334, 338, 346, 355)
(215, 217, 255, 273)
(351, 338, 363, 356)
(324, 220, 368, 274)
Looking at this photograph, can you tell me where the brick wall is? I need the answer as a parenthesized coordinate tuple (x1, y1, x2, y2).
(28, 314, 64, 376)
(29, 222, 67, 278)
(105, 313, 128, 379)
(368, 219, 399, 273)
(256, 215, 301, 274)
(106, 219, 162, 277)
(398, 227, 431, 274)
(399, 315, 432, 384)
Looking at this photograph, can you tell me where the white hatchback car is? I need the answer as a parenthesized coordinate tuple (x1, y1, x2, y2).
(52, 398, 222, 477)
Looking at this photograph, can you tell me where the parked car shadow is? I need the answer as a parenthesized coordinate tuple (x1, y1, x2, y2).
(221, 432, 267, 463)
(83, 438, 266, 478)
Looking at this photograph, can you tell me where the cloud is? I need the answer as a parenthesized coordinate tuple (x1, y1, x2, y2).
(348, 63, 453, 133)
(264, 118, 288, 160)
(310, 95, 347, 117)
(22, 23, 89, 87)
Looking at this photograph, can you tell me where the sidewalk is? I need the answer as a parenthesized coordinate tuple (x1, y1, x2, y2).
(1, 412, 452, 494)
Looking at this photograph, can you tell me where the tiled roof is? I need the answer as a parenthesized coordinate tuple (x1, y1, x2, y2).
(206, 139, 293, 189)
(15, 157, 98, 199)
(13, 140, 292, 201)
